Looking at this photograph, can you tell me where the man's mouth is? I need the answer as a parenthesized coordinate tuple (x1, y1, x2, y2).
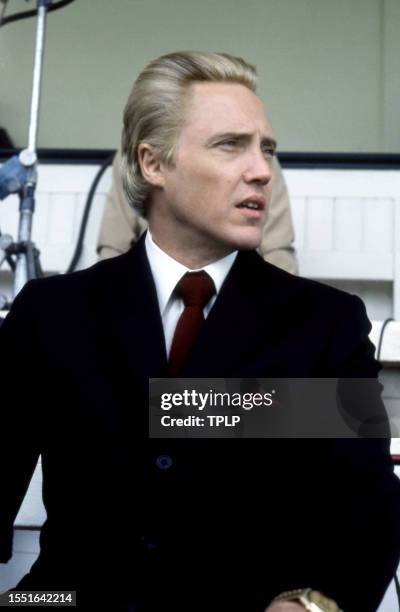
(236, 201, 262, 210)
(235, 196, 266, 211)
(235, 196, 266, 217)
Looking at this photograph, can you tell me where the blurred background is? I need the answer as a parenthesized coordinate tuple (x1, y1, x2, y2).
(1, 0, 399, 152)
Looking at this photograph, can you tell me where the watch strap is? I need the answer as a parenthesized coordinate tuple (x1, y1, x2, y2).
(273, 588, 342, 612)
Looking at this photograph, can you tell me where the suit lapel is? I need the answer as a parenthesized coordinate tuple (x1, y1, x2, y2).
(181, 250, 294, 376)
(100, 233, 168, 382)
(98, 244, 296, 380)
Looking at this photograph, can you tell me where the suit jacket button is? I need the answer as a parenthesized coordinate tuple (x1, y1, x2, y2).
(140, 535, 158, 551)
(156, 454, 173, 470)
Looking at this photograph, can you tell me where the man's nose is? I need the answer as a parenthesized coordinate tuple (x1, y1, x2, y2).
(243, 150, 273, 185)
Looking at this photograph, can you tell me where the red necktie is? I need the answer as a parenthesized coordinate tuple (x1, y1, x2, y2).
(168, 271, 216, 376)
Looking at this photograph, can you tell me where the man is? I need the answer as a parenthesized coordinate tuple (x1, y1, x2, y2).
(1, 51, 400, 612)
(96, 150, 297, 274)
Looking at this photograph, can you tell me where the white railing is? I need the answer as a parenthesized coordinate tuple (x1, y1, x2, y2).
(1, 160, 400, 360)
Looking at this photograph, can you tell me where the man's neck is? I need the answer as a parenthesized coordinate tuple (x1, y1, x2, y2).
(149, 231, 234, 270)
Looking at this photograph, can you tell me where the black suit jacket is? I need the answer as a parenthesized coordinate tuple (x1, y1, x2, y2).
(1, 235, 400, 611)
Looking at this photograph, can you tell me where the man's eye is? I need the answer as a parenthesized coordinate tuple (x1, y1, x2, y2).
(262, 147, 275, 157)
(219, 139, 239, 149)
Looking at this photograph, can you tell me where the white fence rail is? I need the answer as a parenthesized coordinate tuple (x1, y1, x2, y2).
(1, 161, 399, 360)
(1, 164, 399, 295)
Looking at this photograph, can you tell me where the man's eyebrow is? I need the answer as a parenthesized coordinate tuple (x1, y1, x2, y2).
(206, 132, 277, 150)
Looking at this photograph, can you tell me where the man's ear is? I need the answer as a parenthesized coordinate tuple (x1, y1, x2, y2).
(137, 143, 165, 188)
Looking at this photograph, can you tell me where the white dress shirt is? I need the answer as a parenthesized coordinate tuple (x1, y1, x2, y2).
(145, 231, 237, 357)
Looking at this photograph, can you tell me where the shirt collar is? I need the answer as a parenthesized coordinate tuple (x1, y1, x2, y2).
(145, 230, 237, 315)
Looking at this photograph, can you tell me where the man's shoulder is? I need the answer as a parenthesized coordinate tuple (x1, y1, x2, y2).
(241, 252, 374, 373)
(238, 249, 364, 315)
(8, 246, 141, 322)
(17, 254, 123, 297)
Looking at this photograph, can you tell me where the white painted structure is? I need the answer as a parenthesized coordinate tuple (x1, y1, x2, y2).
(1, 164, 399, 292)
(1, 161, 400, 360)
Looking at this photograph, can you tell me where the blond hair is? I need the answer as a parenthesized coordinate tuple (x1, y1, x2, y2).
(121, 51, 257, 216)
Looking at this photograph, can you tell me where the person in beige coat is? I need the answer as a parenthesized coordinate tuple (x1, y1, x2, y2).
(97, 150, 298, 274)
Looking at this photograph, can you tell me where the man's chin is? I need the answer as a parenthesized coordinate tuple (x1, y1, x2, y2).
(236, 241, 262, 251)
(230, 229, 263, 251)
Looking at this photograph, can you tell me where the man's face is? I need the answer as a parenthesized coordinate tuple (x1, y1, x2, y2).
(146, 81, 276, 263)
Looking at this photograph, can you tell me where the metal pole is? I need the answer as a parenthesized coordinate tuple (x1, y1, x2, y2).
(14, 2, 48, 297)
(27, 3, 47, 154)
(0, 1, 9, 26)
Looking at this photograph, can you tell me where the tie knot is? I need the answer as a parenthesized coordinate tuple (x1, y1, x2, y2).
(175, 271, 216, 308)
